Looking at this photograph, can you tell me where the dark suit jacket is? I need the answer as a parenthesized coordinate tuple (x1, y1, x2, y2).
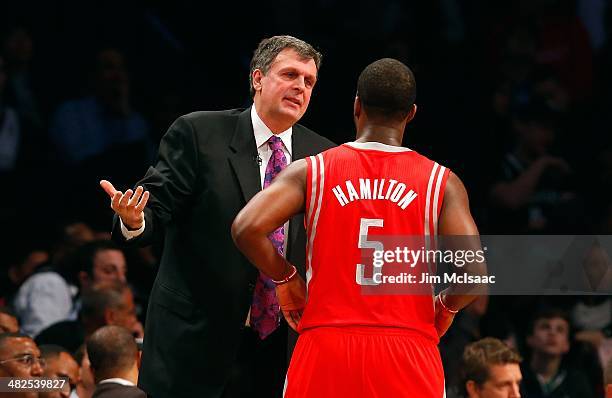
(92, 382, 146, 398)
(112, 108, 335, 397)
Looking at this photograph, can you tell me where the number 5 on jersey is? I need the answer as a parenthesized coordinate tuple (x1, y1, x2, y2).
(356, 218, 384, 285)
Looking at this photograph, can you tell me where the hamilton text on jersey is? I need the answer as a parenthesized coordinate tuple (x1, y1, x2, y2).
(332, 178, 418, 209)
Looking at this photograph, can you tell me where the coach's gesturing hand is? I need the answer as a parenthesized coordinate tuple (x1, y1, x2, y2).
(276, 275, 307, 332)
(100, 180, 150, 230)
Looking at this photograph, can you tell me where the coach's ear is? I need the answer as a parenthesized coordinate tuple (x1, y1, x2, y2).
(252, 69, 264, 93)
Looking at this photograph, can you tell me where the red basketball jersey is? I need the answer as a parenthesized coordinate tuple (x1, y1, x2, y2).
(300, 142, 450, 342)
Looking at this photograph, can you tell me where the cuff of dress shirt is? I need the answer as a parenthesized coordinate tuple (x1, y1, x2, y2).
(120, 218, 145, 240)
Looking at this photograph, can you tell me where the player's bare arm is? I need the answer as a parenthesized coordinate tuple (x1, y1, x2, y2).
(232, 159, 309, 331)
(435, 171, 487, 336)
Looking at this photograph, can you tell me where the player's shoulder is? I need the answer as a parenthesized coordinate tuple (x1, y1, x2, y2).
(406, 148, 451, 173)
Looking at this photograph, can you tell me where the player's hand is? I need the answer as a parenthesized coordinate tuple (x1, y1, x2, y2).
(434, 295, 457, 338)
(275, 275, 307, 332)
(100, 180, 149, 230)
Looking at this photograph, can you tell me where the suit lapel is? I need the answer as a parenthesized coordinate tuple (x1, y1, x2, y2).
(228, 108, 261, 203)
(291, 125, 310, 163)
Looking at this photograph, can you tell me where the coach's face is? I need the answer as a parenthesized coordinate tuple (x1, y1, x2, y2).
(253, 48, 317, 132)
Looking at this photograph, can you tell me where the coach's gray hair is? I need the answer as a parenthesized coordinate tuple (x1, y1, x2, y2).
(249, 35, 322, 97)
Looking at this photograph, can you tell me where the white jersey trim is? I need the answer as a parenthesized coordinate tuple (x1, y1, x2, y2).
(306, 156, 318, 228)
(344, 141, 412, 152)
(306, 154, 325, 288)
(432, 165, 447, 236)
(424, 162, 440, 239)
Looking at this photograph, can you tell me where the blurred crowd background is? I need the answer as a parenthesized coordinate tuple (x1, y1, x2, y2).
(0, 0, 611, 397)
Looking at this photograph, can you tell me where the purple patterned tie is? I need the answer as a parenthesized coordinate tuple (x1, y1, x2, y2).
(251, 135, 288, 339)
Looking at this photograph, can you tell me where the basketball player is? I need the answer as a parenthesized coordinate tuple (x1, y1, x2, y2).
(232, 58, 485, 397)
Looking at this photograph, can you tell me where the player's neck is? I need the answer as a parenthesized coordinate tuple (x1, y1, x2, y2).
(356, 127, 404, 147)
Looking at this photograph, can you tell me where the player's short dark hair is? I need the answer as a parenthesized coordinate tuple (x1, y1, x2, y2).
(460, 338, 522, 394)
(87, 326, 138, 382)
(39, 344, 74, 361)
(249, 35, 322, 97)
(357, 58, 416, 122)
(527, 307, 571, 336)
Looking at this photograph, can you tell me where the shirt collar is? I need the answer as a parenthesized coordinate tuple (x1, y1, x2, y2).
(98, 378, 136, 387)
(251, 105, 292, 155)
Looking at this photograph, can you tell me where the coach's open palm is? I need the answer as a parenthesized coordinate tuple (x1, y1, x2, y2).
(100, 180, 150, 230)
(276, 275, 307, 332)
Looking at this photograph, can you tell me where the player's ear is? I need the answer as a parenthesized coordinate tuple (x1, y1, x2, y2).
(405, 104, 417, 123)
(354, 96, 361, 118)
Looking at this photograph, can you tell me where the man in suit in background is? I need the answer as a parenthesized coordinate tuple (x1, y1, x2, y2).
(100, 35, 335, 397)
(39, 344, 80, 398)
(87, 326, 145, 398)
(0, 332, 44, 398)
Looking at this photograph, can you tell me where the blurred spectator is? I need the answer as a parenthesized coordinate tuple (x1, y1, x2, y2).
(49, 48, 152, 174)
(48, 48, 153, 226)
(0, 54, 20, 174)
(0, 332, 44, 398)
(531, 0, 594, 102)
(35, 281, 143, 353)
(605, 357, 612, 398)
(440, 295, 489, 393)
(577, 0, 608, 52)
(39, 344, 80, 398)
(489, 102, 580, 232)
(0, 306, 19, 333)
(571, 295, 612, 393)
(87, 326, 145, 398)
(51, 222, 97, 268)
(458, 337, 522, 398)
(0, 241, 49, 305)
(12, 240, 126, 337)
(1, 25, 44, 132)
(571, 296, 612, 352)
(522, 308, 594, 397)
(74, 344, 95, 398)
